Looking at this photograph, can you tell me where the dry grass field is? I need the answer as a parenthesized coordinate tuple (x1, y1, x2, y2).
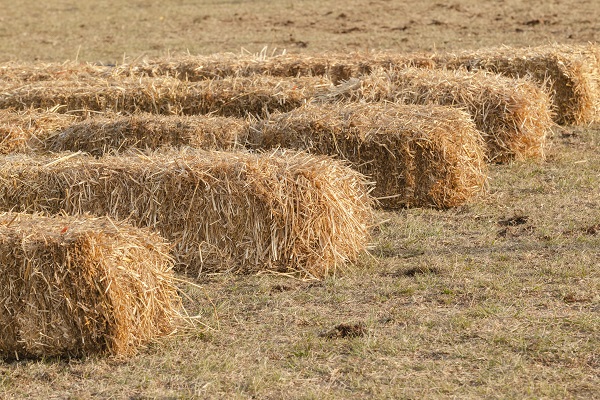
(0, 1, 599, 399)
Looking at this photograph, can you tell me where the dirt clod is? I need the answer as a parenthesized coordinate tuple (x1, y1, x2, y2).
(320, 322, 367, 339)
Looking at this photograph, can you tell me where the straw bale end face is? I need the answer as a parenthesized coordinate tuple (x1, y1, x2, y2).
(0, 213, 181, 360)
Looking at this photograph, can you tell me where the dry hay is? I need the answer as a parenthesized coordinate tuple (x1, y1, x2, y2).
(248, 103, 487, 209)
(433, 43, 600, 125)
(118, 52, 435, 84)
(0, 61, 112, 83)
(0, 149, 373, 278)
(44, 113, 249, 156)
(0, 212, 181, 359)
(331, 67, 553, 163)
(0, 75, 331, 118)
(0, 108, 81, 154)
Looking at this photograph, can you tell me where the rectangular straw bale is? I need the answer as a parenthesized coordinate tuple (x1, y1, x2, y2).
(0, 149, 373, 279)
(43, 113, 249, 156)
(433, 44, 600, 125)
(0, 61, 112, 83)
(0, 109, 81, 154)
(119, 52, 435, 84)
(248, 103, 487, 209)
(0, 75, 331, 118)
(331, 67, 553, 163)
(0, 212, 181, 359)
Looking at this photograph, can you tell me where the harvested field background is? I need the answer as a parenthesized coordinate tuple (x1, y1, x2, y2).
(0, 1, 599, 399)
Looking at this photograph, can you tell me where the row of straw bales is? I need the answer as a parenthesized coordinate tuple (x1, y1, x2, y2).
(0, 105, 487, 209)
(114, 52, 436, 84)
(332, 67, 553, 163)
(0, 67, 552, 162)
(0, 75, 330, 118)
(4, 43, 597, 124)
(0, 212, 181, 359)
(432, 44, 600, 125)
(0, 149, 373, 279)
(1, 44, 586, 359)
(102, 43, 599, 124)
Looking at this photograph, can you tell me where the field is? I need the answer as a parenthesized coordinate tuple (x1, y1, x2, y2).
(0, 1, 599, 399)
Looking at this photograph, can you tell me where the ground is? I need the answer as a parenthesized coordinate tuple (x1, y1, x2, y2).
(0, 1, 599, 399)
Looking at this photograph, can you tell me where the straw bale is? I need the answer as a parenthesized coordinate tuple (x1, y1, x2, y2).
(249, 103, 487, 209)
(0, 212, 180, 359)
(44, 113, 248, 156)
(0, 109, 81, 154)
(432, 44, 600, 125)
(0, 149, 373, 278)
(119, 52, 435, 84)
(0, 61, 112, 83)
(332, 67, 553, 163)
(0, 75, 331, 118)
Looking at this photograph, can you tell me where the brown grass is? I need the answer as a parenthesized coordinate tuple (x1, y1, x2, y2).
(330, 67, 554, 163)
(0, 75, 331, 118)
(248, 103, 487, 209)
(0, 149, 373, 279)
(433, 43, 600, 125)
(0, 212, 181, 359)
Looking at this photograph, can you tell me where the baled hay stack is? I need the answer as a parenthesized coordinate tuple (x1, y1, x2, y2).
(0, 108, 80, 154)
(44, 113, 249, 156)
(0, 150, 373, 278)
(336, 67, 553, 163)
(0, 61, 112, 83)
(249, 103, 487, 209)
(0, 75, 331, 118)
(434, 44, 600, 125)
(120, 52, 435, 84)
(0, 212, 181, 359)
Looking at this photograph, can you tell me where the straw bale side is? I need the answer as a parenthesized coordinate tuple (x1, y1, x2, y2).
(120, 52, 435, 84)
(0, 212, 180, 359)
(0, 109, 81, 154)
(44, 113, 249, 156)
(334, 67, 553, 163)
(249, 103, 487, 209)
(434, 44, 600, 125)
(0, 75, 331, 118)
(0, 150, 373, 278)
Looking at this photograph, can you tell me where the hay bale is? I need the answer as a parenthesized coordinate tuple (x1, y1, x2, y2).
(44, 113, 249, 156)
(249, 103, 487, 209)
(0, 149, 372, 278)
(0, 75, 331, 118)
(0, 212, 181, 359)
(434, 44, 600, 125)
(332, 67, 553, 163)
(119, 52, 435, 84)
(0, 109, 80, 154)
